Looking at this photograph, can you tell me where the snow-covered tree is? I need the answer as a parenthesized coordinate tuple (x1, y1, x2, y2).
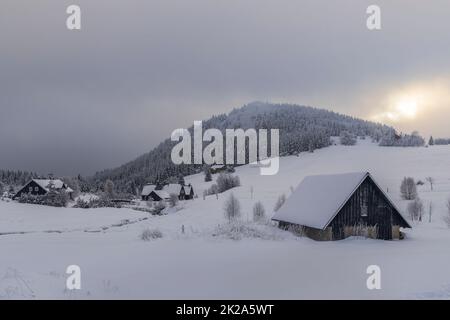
(168, 193, 179, 207)
(444, 198, 450, 228)
(90, 102, 394, 194)
(104, 179, 115, 198)
(63, 176, 80, 198)
(274, 194, 286, 212)
(400, 177, 417, 200)
(253, 201, 266, 222)
(340, 130, 357, 146)
(224, 193, 241, 222)
(408, 198, 424, 221)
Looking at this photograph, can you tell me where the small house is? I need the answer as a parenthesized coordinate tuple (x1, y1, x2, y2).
(13, 179, 74, 200)
(141, 184, 156, 201)
(272, 172, 411, 240)
(147, 190, 170, 202)
(141, 183, 195, 201)
(183, 184, 194, 200)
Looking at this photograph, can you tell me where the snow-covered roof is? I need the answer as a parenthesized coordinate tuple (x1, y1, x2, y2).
(141, 184, 156, 196)
(162, 184, 183, 195)
(272, 172, 389, 230)
(152, 190, 170, 200)
(33, 179, 66, 192)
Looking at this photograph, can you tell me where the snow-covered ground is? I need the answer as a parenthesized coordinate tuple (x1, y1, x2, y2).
(1, 139, 450, 299)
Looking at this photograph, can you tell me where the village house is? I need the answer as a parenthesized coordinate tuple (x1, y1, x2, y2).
(272, 172, 411, 240)
(141, 183, 194, 201)
(13, 179, 74, 200)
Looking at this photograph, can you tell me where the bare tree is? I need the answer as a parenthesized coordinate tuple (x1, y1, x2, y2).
(253, 201, 266, 222)
(443, 198, 450, 228)
(400, 177, 417, 200)
(426, 177, 435, 191)
(274, 194, 286, 212)
(408, 198, 424, 221)
(428, 201, 433, 223)
(224, 193, 241, 222)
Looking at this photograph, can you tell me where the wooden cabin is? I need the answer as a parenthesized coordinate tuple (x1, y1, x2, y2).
(141, 184, 156, 201)
(272, 172, 411, 240)
(13, 179, 74, 200)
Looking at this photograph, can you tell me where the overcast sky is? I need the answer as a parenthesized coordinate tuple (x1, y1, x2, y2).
(1, 0, 450, 175)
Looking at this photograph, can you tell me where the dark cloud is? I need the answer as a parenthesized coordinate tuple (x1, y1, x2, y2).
(1, 0, 449, 175)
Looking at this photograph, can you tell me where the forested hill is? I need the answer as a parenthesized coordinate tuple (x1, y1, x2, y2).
(90, 102, 395, 194)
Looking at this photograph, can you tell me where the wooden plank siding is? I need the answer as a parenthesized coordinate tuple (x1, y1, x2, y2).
(329, 176, 407, 240)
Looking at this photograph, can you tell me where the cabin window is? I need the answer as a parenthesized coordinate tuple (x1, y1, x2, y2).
(35, 187, 39, 192)
(29, 186, 33, 192)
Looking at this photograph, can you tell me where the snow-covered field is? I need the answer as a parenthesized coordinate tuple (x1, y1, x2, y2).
(2, 140, 450, 299)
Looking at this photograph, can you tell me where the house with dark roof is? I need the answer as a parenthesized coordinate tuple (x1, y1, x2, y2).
(13, 179, 74, 200)
(272, 172, 411, 240)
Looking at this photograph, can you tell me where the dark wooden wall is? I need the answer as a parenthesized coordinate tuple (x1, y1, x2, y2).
(329, 176, 408, 240)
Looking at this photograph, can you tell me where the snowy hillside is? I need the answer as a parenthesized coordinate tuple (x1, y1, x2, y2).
(91, 102, 396, 194)
(1, 140, 450, 299)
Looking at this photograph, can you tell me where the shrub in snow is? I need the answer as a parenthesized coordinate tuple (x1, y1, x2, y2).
(274, 194, 286, 212)
(140, 228, 163, 241)
(213, 221, 283, 240)
(252, 201, 266, 222)
(400, 177, 418, 200)
(207, 173, 241, 195)
(168, 193, 179, 207)
(408, 198, 424, 221)
(224, 193, 241, 222)
(153, 201, 166, 215)
(18, 190, 69, 207)
(339, 130, 357, 146)
(74, 198, 91, 209)
(73, 194, 116, 208)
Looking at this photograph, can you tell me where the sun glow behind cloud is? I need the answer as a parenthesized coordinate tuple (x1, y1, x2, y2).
(370, 80, 450, 129)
